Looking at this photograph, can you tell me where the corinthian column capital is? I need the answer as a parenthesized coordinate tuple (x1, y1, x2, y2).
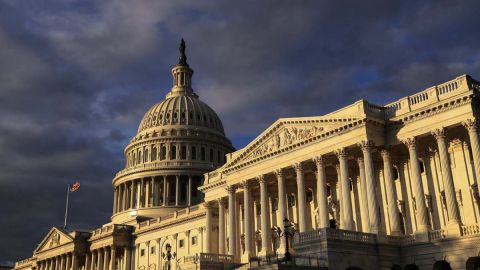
(226, 185, 237, 194)
(432, 128, 447, 141)
(257, 175, 266, 184)
(334, 148, 347, 159)
(402, 137, 417, 149)
(293, 162, 304, 173)
(313, 155, 324, 167)
(355, 156, 364, 165)
(380, 147, 391, 159)
(463, 119, 478, 132)
(357, 140, 375, 152)
(274, 168, 284, 178)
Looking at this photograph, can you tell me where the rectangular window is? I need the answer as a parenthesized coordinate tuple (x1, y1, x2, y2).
(179, 239, 185, 248)
(151, 246, 155, 254)
(201, 147, 206, 161)
(192, 236, 198, 245)
(181, 145, 187, 160)
(217, 150, 221, 163)
(171, 145, 177, 159)
(191, 146, 196, 160)
(140, 249, 145, 257)
(209, 148, 214, 162)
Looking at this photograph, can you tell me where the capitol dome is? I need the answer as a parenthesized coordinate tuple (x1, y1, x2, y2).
(111, 39, 234, 224)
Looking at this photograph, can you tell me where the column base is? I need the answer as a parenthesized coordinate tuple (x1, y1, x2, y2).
(241, 253, 251, 263)
(445, 221, 462, 237)
(257, 250, 274, 258)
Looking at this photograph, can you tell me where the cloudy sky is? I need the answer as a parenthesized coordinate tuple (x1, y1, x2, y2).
(1, 0, 480, 264)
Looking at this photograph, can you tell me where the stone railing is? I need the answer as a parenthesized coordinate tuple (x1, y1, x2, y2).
(137, 205, 205, 230)
(461, 225, 480, 236)
(380, 74, 475, 119)
(91, 224, 130, 237)
(115, 161, 217, 178)
(15, 258, 35, 268)
(294, 228, 376, 245)
(428, 229, 446, 241)
(183, 253, 233, 264)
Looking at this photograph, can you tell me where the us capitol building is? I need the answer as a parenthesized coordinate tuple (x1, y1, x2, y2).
(14, 41, 480, 270)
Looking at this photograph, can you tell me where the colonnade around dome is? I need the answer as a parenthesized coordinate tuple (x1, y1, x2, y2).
(13, 48, 480, 270)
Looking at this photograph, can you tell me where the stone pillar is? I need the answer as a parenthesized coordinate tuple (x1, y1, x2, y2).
(136, 181, 141, 209)
(90, 252, 96, 270)
(258, 175, 272, 256)
(275, 169, 287, 251)
(72, 254, 78, 270)
(122, 183, 127, 211)
(358, 140, 382, 234)
(113, 187, 118, 213)
(129, 182, 134, 209)
(314, 156, 329, 228)
(145, 179, 150, 207)
(152, 177, 158, 207)
(84, 253, 90, 270)
(205, 202, 212, 253)
(227, 186, 237, 257)
(356, 157, 370, 233)
(124, 246, 131, 270)
(336, 148, 354, 230)
(103, 248, 109, 270)
(403, 138, 431, 232)
(242, 181, 252, 260)
(111, 246, 116, 270)
(175, 175, 180, 206)
(140, 178, 145, 208)
(188, 176, 193, 206)
(380, 148, 402, 235)
(218, 198, 226, 254)
(335, 164, 343, 226)
(294, 162, 307, 232)
(432, 128, 462, 229)
(463, 119, 480, 200)
(98, 249, 103, 270)
(163, 176, 168, 206)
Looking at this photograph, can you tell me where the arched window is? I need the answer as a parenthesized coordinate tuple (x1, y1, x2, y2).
(181, 145, 187, 160)
(137, 151, 142, 164)
(144, 149, 149, 162)
(151, 147, 157, 161)
(191, 146, 196, 160)
(133, 153, 137, 166)
(209, 148, 214, 162)
(160, 144, 166, 160)
(201, 147, 206, 161)
(217, 150, 221, 163)
(171, 145, 177, 160)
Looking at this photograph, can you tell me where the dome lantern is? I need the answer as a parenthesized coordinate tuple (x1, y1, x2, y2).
(167, 38, 196, 98)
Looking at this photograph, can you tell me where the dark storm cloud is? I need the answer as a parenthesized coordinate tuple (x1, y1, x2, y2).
(1, 0, 480, 265)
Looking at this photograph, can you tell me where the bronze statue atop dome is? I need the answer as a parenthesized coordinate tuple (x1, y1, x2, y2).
(178, 38, 188, 66)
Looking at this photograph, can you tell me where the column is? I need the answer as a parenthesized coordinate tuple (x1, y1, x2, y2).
(335, 164, 343, 226)
(110, 246, 116, 270)
(72, 254, 78, 270)
(358, 140, 382, 233)
(188, 176, 192, 206)
(163, 176, 168, 206)
(136, 181, 141, 208)
(242, 181, 252, 259)
(145, 178, 150, 207)
(124, 246, 131, 270)
(336, 148, 354, 230)
(88, 252, 93, 270)
(122, 184, 127, 211)
(432, 128, 462, 227)
(380, 148, 402, 235)
(218, 198, 226, 254)
(275, 169, 287, 251)
(152, 177, 158, 207)
(129, 181, 134, 209)
(98, 249, 103, 270)
(85, 253, 91, 270)
(140, 178, 145, 208)
(103, 248, 109, 270)
(258, 175, 272, 255)
(113, 187, 118, 213)
(314, 156, 329, 228)
(402, 138, 431, 232)
(294, 163, 307, 232)
(175, 175, 180, 206)
(356, 157, 370, 233)
(204, 202, 212, 253)
(227, 186, 237, 257)
(60, 255, 66, 270)
(463, 119, 480, 198)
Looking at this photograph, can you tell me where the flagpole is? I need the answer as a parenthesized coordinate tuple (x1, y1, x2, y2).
(64, 184, 69, 229)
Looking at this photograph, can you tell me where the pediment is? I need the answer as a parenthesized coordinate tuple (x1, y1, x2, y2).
(223, 116, 363, 170)
(34, 227, 73, 253)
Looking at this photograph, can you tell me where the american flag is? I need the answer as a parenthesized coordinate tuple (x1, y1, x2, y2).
(70, 181, 81, 192)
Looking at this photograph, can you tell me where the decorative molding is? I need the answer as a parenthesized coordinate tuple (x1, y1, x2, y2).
(431, 128, 447, 141)
(357, 140, 374, 152)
